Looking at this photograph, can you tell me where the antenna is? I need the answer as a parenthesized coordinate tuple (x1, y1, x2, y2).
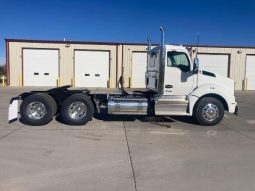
(196, 32, 200, 59)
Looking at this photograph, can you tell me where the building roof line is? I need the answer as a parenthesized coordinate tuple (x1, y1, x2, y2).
(4, 38, 255, 49)
(5, 38, 157, 46)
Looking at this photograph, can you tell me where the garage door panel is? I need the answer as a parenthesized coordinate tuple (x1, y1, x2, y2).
(75, 50, 109, 88)
(132, 52, 147, 88)
(246, 55, 255, 90)
(197, 54, 229, 77)
(23, 49, 59, 86)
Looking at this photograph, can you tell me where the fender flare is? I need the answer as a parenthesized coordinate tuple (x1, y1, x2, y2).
(188, 83, 236, 115)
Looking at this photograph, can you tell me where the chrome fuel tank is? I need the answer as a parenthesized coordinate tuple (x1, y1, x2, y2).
(108, 96, 148, 115)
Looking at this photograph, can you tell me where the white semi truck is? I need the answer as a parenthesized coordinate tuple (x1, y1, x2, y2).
(8, 27, 238, 126)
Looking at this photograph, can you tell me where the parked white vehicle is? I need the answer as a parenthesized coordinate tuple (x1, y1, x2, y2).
(8, 27, 238, 126)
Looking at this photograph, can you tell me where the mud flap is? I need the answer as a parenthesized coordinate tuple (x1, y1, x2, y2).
(8, 97, 20, 123)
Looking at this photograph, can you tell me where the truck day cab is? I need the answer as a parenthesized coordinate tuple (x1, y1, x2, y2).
(8, 27, 238, 126)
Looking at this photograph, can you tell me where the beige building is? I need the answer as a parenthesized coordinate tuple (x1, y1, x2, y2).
(5, 39, 255, 90)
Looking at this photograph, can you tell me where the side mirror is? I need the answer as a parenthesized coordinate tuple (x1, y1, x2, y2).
(193, 58, 199, 71)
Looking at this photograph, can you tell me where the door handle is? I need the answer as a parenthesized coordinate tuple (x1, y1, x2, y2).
(165, 85, 173, 88)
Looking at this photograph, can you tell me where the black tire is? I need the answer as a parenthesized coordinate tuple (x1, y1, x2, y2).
(60, 94, 94, 125)
(193, 97, 224, 126)
(40, 93, 57, 116)
(20, 93, 54, 126)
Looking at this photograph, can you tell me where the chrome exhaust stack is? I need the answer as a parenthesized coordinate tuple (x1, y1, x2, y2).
(147, 37, 152, 51)
(160, 26, 165, 46)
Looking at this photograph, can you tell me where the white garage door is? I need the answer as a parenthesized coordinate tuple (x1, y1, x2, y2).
(246, 55, 255, 90)
(75, 50, 109, 87)
(197, 54, 229, 76)
(23, 49, 59, 86)
(131, 52, 147, 88)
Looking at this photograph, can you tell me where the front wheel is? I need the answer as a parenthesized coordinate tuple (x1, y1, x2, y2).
(60, 94, 94, 125)
(193, 97, 224, 126)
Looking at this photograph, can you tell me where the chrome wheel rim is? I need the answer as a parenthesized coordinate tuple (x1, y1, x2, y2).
(68, 101, 87, 120)
(202, 103, 219, 122)
(27, 101, 47, 120)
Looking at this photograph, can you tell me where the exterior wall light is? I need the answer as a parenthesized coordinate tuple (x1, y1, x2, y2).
(192, 49, 197, 54)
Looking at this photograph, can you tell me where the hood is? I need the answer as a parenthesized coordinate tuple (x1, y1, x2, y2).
(198, 70, 235, 95)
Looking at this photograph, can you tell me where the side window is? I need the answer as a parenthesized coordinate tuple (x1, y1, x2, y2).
(167, 51, 190, 72)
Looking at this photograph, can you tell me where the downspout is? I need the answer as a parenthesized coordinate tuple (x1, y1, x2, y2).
(116, 44, 118, 88)
(5, 40, 10, 86)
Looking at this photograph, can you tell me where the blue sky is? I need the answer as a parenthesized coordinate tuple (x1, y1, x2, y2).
(0, 0, 255, 64)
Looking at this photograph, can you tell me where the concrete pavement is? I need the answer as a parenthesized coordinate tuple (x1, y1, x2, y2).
(0, 87, 255, 191)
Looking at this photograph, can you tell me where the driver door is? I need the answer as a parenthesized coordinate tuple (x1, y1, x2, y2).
(163, 51, 195, 96)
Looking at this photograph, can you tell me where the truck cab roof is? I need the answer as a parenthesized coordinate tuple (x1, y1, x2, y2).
(150, 44, 189, 54)
(164, 44, 188, 52)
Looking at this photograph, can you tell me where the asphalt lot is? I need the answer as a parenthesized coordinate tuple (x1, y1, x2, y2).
(0, 87, 255, 191)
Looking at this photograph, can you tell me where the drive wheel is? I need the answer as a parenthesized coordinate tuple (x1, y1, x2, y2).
(193, 97, 224, 126)
(60, 94, 94, 125)
(20, 93, 55, 126)
(41, 93, 57, 116)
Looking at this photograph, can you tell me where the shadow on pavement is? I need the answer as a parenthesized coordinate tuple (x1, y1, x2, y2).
(93, 108, 198, 127)
(19, 108, 198, 127)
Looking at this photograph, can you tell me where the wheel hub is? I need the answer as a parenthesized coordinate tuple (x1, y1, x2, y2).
(27, 101, 47, 120)
(68, 101, 87, 120)
(202, 103, 219, 122)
